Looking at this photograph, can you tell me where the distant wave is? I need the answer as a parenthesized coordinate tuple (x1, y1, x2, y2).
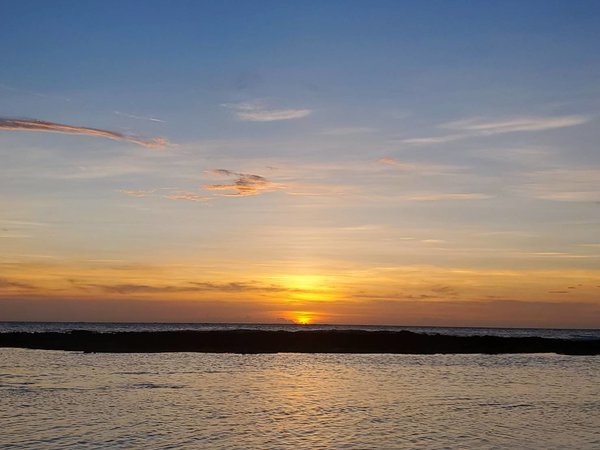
(0, 322, 598, 340)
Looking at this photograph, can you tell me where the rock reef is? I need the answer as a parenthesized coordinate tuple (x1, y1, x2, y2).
(1, 330, 598, 354)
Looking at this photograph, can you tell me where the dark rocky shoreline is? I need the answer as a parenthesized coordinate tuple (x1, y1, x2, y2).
(1, 330, 599, 354)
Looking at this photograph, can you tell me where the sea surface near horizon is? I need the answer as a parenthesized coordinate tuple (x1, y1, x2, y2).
(1, 321, 599, 340)
(1, 348, 598, 449)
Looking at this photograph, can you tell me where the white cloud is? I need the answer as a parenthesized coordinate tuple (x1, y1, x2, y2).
(401, 134, 468, 145)
(223, 102, 311, 122)
(402, 114, 591, 145)
(443, 115, 590, 133)
(114, 111, 165, 123)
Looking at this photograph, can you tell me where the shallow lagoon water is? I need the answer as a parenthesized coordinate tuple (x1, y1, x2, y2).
(1, 349, 598, 449)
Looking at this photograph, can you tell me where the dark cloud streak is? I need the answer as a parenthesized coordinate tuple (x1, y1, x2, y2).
(204, 169, 280, 196)
(0, 117, 168, 148)
(0, 277, 35, 290)
(88, 281, 291, 295)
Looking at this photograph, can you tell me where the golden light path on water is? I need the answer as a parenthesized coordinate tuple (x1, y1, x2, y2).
(1, 348, 598, 449)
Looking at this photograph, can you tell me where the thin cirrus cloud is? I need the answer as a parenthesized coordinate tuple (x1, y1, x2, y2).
(0, 117, 168, 148)
(402, 114, 591, 145)
(203, 169, 282, 197)
(118, 189, 155, 198)
(114, 111, 165, 123)
(400, 193, 492, 201)
(119, 189, 209, 202)
(87, 280, 292, 295)
(517, 168, 600, 202)
(379, 158, 419, 170)
(118, 188, 206, 201)
(0, 277, 35, 290)
(165, 192, 209, 203)
(378, 158, 462, 174)
(319, 127, 377, 136)
(402, 134, 468, 145)
(222, 102, 311, 122)
(120, 170, 281, 202)
(442, 115, 590, 133)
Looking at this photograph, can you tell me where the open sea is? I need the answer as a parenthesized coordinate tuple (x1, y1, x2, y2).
(1, 321, 599, 340)
(1, 323, 599, 449)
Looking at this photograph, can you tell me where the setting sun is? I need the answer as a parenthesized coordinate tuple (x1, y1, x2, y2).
(292, 312, 314, 325)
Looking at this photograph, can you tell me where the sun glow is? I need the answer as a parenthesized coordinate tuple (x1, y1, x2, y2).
(275, 274, 337, 301)
(292, 311, 314, 325)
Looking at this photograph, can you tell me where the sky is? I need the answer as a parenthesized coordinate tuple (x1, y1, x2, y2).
(1, 0, 599, 327)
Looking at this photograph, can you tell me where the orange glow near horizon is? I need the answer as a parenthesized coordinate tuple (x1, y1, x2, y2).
(291, 312, 315, 325)
(275, 274, 338, 302)
(0, 261, 599, 327)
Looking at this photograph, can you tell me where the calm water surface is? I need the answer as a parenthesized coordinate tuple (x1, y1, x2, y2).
(1, 349, 598, 449)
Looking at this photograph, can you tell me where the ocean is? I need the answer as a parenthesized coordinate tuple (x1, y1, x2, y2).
(1, 321, 599, 340)
(1, 323, 599, 449)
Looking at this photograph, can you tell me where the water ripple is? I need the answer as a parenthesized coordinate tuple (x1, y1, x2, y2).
(0, 349, 598, 449)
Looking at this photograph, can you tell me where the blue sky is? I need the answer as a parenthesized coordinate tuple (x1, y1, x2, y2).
(1, 1, 599, 325)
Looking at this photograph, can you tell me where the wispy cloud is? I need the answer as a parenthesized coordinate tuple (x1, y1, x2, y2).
(443, 115, 590, 133)
(320, 127, 377, 136)
(402, 115, 591, 145)
(114, 111, 165, 123)
(118, 189, 155, 198)
(401, 134, 468, 145)
(0, 83, 72, 102)
(119, 169, 281, 201)
(0, 277, 35, 290)
(519, 168, 600, 202)
(285, 184, 357, 197)
(0, 219, 50, 227)
(222, 102, 311, 122)
(0, 117, 168, 148)
(204, 169, 282, 197)
(165, 192, 209, 202)
(579, 243, 600, 248)
(401, 193, 492, 201)
(379, 158, 420, 170)
(119, 188, 209, 202)
(520, 252, 596, 259)
(378, 158, 462, 174)
(89, 280, 290, 295)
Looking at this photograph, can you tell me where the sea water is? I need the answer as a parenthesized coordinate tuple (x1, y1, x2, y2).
(1, 345, 598, 449)
(1, 321, 598, 340)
